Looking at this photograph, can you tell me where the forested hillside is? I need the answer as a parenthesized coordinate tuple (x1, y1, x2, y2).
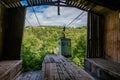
(21, 26, 87, 71)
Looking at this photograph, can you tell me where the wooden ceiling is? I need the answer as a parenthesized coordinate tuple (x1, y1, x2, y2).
(0, 0, 119, 14)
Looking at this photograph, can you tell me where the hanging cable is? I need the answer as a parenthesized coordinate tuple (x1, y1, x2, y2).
(66, 11, 85, 27)
(31, 6, 41, 26)
(26, 0, 41, 26)
(69, 12, 87, 26)
(62, 11, 86, 35)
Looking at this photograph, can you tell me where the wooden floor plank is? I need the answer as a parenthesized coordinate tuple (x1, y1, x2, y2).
(0, 60, 22, 80)
(56, 63, 66, 80)
(51, 63, 60, 80)
(42, 54, 94, 80)
(66, 63, 77, 80)
(59, 62, 72, 80)
(16, 71, 41, 80)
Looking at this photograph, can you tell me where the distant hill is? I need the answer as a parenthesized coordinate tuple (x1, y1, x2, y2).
(21, 26, 87, 71)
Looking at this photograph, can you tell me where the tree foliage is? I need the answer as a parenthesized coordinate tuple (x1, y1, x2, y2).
(21, 26, 87, 71)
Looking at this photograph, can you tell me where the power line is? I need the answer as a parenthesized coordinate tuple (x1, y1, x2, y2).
(66, 11, 85, 27)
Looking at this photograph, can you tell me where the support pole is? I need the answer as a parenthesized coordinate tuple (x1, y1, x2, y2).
(58, 0, 60, 15)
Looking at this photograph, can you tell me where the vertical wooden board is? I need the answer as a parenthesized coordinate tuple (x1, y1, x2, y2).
(118, 13, 120, 63)
(43, 63, 59, 80)
(0, 4, 2, 59)
(58, 63, 67, 80)
(118, 40, 120, 63)
(104, 11, 119, 62)
(44, 63, 50, 80)
(87, 13, 104, 58)
(51, 63, 60, 80)
(56, 63, 66, 80)
(42, 63, 45, 80)
(2, 7, 26, 60)
(0, 4, 4, 59)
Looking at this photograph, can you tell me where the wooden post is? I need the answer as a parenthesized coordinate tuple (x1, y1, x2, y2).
(2, 7, 26, 60)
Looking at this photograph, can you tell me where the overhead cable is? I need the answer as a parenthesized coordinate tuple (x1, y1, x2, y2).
(69, 12, 87, 26)
(31, 6, 41, 26)
(66, 11, 85, 27)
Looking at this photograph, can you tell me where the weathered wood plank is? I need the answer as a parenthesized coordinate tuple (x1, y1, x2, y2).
(42, 54, 94, 80)
(104, 11, 120, 63)
(0, 60, 22, 80)
(85, 58, 120, 80)
(16, 71, 41, 80)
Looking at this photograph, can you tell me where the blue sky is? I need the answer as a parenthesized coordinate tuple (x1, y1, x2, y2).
(25, 5, 87, 27)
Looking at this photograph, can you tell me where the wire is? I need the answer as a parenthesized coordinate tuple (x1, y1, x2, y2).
(70, 12, 87, 26)
(66, 11, 85, 27)
(26, 0, 41, 26)
(31, 6, 41, 26)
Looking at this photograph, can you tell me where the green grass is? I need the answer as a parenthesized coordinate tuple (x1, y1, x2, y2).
(21, 26, 87, 71)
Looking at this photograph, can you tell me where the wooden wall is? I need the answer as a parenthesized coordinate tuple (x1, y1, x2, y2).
(104, 11, 120, 63)
(0, 4, 4, 60)
(2, 7, 26, 60)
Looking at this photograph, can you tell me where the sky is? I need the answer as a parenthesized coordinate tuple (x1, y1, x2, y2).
(25, 5, 87, 27)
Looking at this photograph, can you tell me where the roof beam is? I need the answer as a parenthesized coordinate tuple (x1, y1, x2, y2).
(87, 0, 120, 10)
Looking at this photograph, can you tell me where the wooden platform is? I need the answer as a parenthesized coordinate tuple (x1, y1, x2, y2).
(84, 58, 120, 80)
(0, 60, 22, 80)
(16, 71, 42, 80)
(42, 54, 94, 80)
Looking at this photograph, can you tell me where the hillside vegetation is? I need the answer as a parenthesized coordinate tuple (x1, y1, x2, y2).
(21, 26, 87, 71)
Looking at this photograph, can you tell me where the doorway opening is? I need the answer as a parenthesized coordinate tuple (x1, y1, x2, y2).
(21, 5, 87, 71)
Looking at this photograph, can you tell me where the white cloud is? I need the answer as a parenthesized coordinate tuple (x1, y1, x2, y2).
(25, 6, 87, 27)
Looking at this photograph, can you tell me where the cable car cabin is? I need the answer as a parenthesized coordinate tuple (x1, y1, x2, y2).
(58, 38, 71, 57)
